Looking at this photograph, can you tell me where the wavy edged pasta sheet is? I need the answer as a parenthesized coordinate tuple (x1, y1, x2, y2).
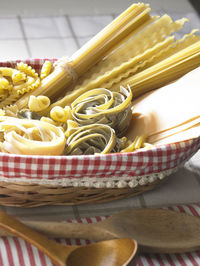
(125, 67, 200, 145)
(50, 14, 194, 109)
(111, 32, 200, 96)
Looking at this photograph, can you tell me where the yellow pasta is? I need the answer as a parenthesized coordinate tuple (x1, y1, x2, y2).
(50, 15, 188, 108)
(40, 61, 52, 80)
(0, 116, 65, 155)
(28, 95, 50, 112)
(40, 116, 58, 126)
(0, 79, 41, 108)
(0, 60, 55, 111)
(0, 94, 21, 108)
(2, 104, 19, 117)
(64, 120, 79, 138)
(0, 76, 10, 90)
(16, 62, 38, 78)
(64, 124, 117, 155)
(13, 77, 41, 95)
(50, 106, 72, 123)
(0, 89, 8, 101)
(120, 135, 147, 152)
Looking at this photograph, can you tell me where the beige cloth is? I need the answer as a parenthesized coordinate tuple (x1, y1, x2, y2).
(126, 67, 200, 144)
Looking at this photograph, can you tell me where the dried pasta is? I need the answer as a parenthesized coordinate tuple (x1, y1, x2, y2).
(28, 95, 50, 112)
(64, 124, 118, 155)
(71, 86, 132, 136)
(0, 116, 65, 155)
(40, 61, 52, 80)
(0, 67, 26, 84)
(0, 76, 10, 90)
(120, 135, 147, 152)
(50, 106, 72, 123)
(49, 15, 189, 108)
(16, 62, 38, 78)
(0, 61, 53, 110)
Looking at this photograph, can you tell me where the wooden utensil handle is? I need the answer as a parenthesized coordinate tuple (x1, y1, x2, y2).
(0, 211, 74, 264)
(0, 219, 115, 240)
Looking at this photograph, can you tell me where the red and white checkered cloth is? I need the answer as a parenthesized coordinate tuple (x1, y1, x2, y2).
(0, 203, 200, 266)
(0, 138, 199, 182)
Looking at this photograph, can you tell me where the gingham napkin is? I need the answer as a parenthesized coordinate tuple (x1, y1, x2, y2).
(0, 203, 200, 266)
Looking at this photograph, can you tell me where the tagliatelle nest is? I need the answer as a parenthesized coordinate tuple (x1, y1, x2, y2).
(64, 123, 126, 155)
(0, 116, 65, 155)
(71, 86, 133, 136)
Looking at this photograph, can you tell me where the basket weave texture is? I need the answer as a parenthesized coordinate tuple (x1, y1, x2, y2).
(0, 59, 199, 207)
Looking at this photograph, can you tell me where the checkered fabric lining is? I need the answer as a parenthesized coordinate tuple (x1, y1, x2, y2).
(0, 59, 199, 182)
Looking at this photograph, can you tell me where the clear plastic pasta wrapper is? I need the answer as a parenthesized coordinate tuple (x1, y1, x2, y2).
(71, 86, 132, 136)
(0, 116, 65, 155)
(64, 123, 125, 155)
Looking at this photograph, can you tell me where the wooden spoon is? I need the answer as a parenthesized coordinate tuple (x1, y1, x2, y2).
(3, 208, 200, 254)
(0, 211, 138, 266)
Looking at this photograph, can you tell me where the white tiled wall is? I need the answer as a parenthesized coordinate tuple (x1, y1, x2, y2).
(0, 0, 196, 15)
(0, 8, 199, 60)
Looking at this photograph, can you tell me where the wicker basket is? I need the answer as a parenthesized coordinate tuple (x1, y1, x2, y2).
(0, 135, 199, 207)
(0, 59, 199, 207)
(0, 178, 166, 207)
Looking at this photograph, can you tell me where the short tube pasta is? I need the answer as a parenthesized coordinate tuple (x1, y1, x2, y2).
(50, 106, 72, 123)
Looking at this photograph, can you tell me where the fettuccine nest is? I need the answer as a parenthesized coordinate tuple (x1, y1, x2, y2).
(64, 123, 126, 155)
(71, 86, 132, 136)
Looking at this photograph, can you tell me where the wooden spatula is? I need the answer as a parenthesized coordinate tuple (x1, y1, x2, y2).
(0, 211, 138, 266)
(1, 208, 200, 253)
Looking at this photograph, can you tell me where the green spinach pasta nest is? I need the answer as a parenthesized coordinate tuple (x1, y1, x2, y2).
(70, 86, 132, 136)
(64, 123, 125, 155)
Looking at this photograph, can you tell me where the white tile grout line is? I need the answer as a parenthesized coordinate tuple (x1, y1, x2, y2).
(17, 15, 32, 58)
(65, 15, 81, 49)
